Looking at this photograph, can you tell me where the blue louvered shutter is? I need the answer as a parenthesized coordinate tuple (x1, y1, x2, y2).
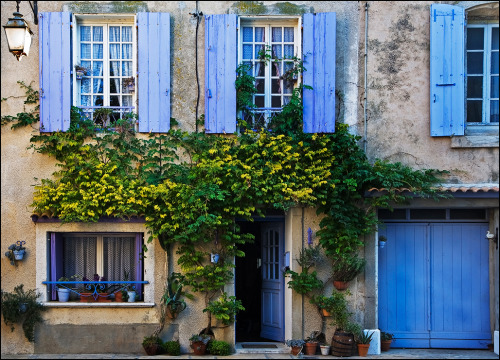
(430, 4, 465, 136)
(38, 12, 71, 132)
(137, 12, 171, 133)
(204, 14, 237, 134)
(303, 12, 336, 133)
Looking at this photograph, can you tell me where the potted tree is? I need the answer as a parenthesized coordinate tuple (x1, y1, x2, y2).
(285, 339, 305, 355)
(189, 333, 211, 355)
(381, 331, 394, 351)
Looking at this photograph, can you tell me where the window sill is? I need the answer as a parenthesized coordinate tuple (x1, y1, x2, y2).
(451, 135, 499, 148)
(44, 302, 155, 308)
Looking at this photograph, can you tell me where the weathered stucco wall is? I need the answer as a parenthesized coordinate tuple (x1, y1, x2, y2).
(360, 1, 499, 183)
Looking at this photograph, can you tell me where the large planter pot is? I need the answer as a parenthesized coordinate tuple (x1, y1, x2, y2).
(320, 345, 331, 355)
(114, 291, 123, 302)
(304, 342, 318, 355)
(331, 330, 354, 357)
(290, 346, 302, 355)
(357, 344, 370, 357)
(381, 340, 392, 351)
(333, 280, 349, 291)
(57, 288, 70, 302)
(191, 341, 207, 355)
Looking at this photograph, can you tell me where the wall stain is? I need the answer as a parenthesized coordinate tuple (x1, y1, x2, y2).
(67, 1, 148, 13)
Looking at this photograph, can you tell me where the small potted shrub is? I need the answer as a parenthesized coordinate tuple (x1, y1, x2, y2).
(163, 340, 181, 356)
(142, 335, 161, 355)
(57, 275, 79, 302)
(331, 253, 366, 290)
(204, 292, 245, 327)
(285, 339, 305, 355)
(190, 334, 211, 355)
(207, 340, 232, 355)
(381, 331, 394, 351)
(320, 341, 331, 355)
(355, 330, 374, 357)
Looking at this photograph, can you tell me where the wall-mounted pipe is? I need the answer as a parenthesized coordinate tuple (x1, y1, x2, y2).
(364, 2, 369, 153)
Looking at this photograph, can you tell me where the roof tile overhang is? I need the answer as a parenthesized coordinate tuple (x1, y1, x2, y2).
(365, 183, 499, 199)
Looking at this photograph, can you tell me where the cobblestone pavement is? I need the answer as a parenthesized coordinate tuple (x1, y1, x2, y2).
(1, 349, 498, 359)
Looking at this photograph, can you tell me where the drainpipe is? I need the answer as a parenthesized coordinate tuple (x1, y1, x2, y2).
(363, 2, 369, 153)
(301, 207, 305, 339)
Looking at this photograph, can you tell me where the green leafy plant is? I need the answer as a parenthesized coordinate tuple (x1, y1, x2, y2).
(1, 285, 47, 342)
(327, 291, 353, 331)
(203, 292, 245, 326)
(331, 253, 366, 282)
(163, 340, 181, 355)
(285, 339, 305, 347)
(189, 333, 211, 345)
(356, 330, 374, 344)
(161, 272, 193, 317)
(207, 340, 232, 355)
(381, 331, 394, 341)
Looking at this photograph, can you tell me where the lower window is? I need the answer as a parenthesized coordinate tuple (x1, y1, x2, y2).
(49, 232, 143, 301)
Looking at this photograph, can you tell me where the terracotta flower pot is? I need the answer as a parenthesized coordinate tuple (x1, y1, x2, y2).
(304, 342, 318, 355)
(80, 292, 97, 302)
(114, 291, 123, 302)
(333, 280, 349, 290)
(143, 343, 158, 355)
(191, 341, 207, 355)
(381, 339, 392, 351)
(357, 343, 370, 357)
(321, 308, 332, 317)
(97, 293, 111, 302)
(291, 346, 302, 355)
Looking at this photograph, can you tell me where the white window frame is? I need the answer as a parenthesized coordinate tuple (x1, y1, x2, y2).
(72, 14, 137, 125)
(465, 23, 499, 128)
(238, 16, 302, 126)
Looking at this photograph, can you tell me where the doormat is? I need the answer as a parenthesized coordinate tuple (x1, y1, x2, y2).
(242, 344, 278, 348)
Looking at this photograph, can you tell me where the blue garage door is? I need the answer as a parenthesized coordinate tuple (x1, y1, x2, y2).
(379, 221, 490, 349)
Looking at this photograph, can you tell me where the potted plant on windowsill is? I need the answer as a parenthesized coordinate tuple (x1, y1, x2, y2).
(285, 339, 305, 355)
(57, 275, 80, 302)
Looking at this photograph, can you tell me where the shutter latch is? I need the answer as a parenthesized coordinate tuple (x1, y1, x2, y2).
(436, 83, 455, 86)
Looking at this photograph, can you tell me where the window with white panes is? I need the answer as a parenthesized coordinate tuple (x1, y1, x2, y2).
(74, 17, 136, 126)
(239, 19, 300, 128)
(466, 24, 499, 125)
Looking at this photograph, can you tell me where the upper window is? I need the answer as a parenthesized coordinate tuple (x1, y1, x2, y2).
(466, 24, 499, 125)
(73, 16, 137, 126)
(238, 18, 300, 128)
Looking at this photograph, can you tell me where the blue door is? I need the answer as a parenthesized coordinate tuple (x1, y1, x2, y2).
(260, 223, 285, 341)
(379, 222, 490, 349)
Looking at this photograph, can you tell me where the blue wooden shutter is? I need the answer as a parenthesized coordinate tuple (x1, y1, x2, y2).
(204, 14, 237, 134)
(137, 12, 171, 133)
(430, 4, 465, 136)
(38, 12, 71, 132)
(303, 12, 336, 133)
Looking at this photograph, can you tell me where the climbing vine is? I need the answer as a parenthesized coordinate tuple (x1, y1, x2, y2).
(3, 66, 446, 334)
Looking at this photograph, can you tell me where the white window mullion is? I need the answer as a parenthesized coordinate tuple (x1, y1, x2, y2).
(265, 25, 271, 109)
(96, 235, 104, 277)
(103, 25, 110, 107)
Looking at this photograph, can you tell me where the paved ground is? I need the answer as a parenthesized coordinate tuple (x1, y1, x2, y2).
(1, 349, 498, 359)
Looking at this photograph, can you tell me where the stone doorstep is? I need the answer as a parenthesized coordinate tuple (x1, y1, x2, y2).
(235, 342, 290, 354)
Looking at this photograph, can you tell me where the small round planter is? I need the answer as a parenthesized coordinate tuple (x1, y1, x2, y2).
(357, 344, 370, 357)
(290, 346, 302, 355)
(57, 288, 70, 302)
(333, 280, 349, 291)
(13, 250, 25, 260)
(320, 345, 331, 355)
(381, 339, 392, 351)
(304, 342, 318, 355)
(114, 291, 123, 302)
(127, 290, 136, 302)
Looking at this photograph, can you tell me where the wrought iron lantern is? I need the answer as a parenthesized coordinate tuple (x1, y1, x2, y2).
(3, 1, 37, 61)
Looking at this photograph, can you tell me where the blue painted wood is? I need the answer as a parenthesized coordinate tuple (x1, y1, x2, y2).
(38, 12, 71, 132)
(50, 233, 64, 300)
(303, 12, 336, 133)
(260, 223, 284, 341)
(204, 14, 237, 134)
(137, 13, 170, 133)
(379, 222, 490, 349)
(430, 4, 465, 136)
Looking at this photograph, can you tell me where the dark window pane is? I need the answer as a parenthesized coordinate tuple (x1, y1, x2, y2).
(272, 79, 281, 94)
(491, 100, 499, 123)
(410, 209, 446, 220)
(492, 52, 499, 74)
(255, 62, 265, 77)
(467, 100, 482, 122)
(110, 95, 120, 106)
(467, 76, 483, 98)
(255, 79, 265, 94)
(110, 79, 119, 94)
(255, 96, 264, 108)
(492, 76, 499, 98)
(467, 52, 484, 74)
(378, 209, 406, 220)
(271, 96, 281, 108)
(449, 209, 486, 220)
(467, 28, 484, 50)
(492, 27, 499, 51)
(271, 62, 281, 77)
